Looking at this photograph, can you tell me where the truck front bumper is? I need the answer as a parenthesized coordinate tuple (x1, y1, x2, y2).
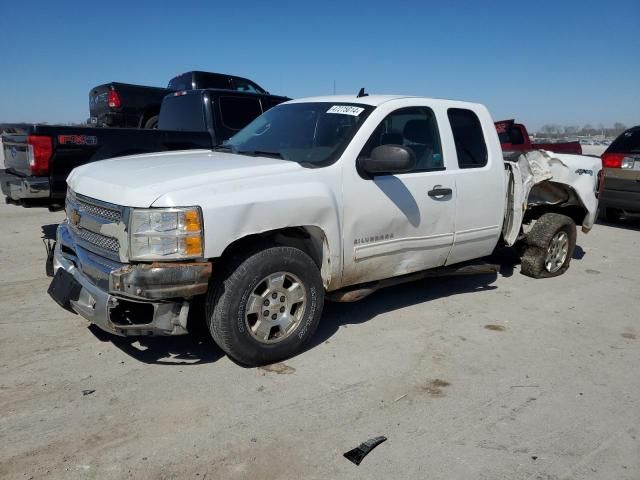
(50, 226, 211, 336)
(0, 169, 50, 201)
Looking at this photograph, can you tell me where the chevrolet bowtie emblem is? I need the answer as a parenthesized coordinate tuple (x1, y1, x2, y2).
(69, 208, 81, 226)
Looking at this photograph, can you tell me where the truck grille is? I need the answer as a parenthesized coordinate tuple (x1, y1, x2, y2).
(70, 224, 120, 252)
(77, 199, 121, 223)
(65, 190, 125, 260)
(67, 190, 122, 223)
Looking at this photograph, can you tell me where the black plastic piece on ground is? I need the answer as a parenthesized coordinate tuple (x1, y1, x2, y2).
(343, 436, 387, 465)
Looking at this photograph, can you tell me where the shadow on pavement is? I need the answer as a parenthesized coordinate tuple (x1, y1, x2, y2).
(573, 245, 586, 260)
(88, 324, 225, 366)
(87, 239, 591, 365)
(307, 271, 499, 352)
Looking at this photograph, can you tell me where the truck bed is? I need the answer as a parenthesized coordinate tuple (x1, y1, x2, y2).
(496, 119, 582, 155)
(502, 150, 601, 245)
(1, 124, 212, 208)
(90, 82, 173, 128)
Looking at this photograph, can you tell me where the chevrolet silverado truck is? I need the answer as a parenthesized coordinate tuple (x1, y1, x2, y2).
(48, 95, 600, 366)
(90, 71, 269, 128)
(1, 89, 287, 209)
(496, 119, 582, 155)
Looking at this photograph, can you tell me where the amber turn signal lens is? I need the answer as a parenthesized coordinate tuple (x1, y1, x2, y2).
(184, 210, 201, 232)
(184, 236, 202, 256)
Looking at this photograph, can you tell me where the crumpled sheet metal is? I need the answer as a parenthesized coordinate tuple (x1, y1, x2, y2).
(503, 150, 598, 245)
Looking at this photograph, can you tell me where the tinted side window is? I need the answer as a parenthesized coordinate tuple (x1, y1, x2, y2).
(196, 73, 232, 90)
(157, 94, 206, 131)
(448, 108, 488, 168)
(167, 73, 193, 91)
(497, 131, 510, 144)
(360, 107, 444, 171)
(218, 96, 263, 131)
(509, 126, 525, 145)
(232, 77, 267, 94)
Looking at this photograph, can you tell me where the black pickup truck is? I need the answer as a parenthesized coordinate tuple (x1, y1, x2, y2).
(90, 71, 269, 129)
(1, 89, 288, 210)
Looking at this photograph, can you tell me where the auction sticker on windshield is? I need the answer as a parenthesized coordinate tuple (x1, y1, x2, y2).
(327, 105, 365, 116)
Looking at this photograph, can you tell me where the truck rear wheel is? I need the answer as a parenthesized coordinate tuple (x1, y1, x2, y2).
(520, 213, 576, 279)
(206, 246, 324, 366)
(144, 115, 159, 129)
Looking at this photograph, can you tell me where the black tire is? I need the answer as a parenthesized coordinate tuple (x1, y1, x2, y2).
(520, 213, 577, 279)
(206, 246, 324, 366)
(143, 115, 159, 129)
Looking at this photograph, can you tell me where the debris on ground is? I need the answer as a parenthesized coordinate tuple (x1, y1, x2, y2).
(485, 324, 506, 331)
(343, 436, 387, 466)
(258, 363, 296, 375)
(82, 389, 96, 396)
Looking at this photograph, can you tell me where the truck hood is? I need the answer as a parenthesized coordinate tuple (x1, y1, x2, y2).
(67, 149, 303, 207)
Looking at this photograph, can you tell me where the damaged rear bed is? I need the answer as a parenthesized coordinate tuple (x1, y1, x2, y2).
(502, 150, 601, 246)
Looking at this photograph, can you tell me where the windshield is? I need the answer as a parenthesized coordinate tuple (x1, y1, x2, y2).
(224, 102, 374, 165)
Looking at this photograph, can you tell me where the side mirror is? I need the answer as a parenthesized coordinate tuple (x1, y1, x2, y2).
(358, 145, 416, 175)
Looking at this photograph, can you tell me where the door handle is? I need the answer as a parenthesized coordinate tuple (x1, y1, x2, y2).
(428, 186, 452, 198)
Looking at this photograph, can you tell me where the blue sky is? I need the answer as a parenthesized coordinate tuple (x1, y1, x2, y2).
(0, 0, 638, 131)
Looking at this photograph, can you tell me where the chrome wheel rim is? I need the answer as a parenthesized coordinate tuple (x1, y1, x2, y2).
(244, 272, 307, 344)
(544, 231, 569, 273)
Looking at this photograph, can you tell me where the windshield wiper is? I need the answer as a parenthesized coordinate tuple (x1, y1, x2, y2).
(237, 150, 284, 159)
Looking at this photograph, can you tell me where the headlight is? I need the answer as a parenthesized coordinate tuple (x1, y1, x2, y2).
(129, 207, 203, 260)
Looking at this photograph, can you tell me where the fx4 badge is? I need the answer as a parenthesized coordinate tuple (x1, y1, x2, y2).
(58, 135, 98, 146)
(575, 169, 593, 176)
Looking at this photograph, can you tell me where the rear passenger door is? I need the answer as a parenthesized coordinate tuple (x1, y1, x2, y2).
(445, 107, 505, 265)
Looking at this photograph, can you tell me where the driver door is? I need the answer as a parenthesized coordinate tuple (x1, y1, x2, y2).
(341, 105, 456, 287)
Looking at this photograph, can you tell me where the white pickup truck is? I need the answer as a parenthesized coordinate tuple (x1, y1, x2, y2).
(49, 94, 601, 365)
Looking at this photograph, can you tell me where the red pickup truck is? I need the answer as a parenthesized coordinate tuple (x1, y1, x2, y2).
(495, 119, 582, 155)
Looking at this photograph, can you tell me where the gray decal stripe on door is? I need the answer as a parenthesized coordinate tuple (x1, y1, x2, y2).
(354, 233, 454, 260)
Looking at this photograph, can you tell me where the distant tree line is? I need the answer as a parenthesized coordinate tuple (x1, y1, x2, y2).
(536, 122, 628, 138)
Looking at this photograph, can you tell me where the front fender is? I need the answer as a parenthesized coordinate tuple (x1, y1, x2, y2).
(153, 177, 342, 287)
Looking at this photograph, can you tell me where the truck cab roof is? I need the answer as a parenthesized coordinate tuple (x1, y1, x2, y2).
(284, 94, 486, 109)
(171, 88, 288, 100)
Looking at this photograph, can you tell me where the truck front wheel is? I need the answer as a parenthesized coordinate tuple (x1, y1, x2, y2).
(520, 213, 577, 279)
(206, 246, 324, 366)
